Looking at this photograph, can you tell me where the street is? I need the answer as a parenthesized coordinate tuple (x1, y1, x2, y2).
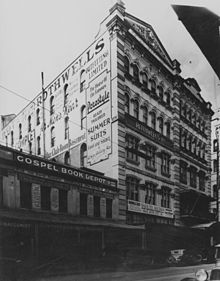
(35, 263, 214, 281)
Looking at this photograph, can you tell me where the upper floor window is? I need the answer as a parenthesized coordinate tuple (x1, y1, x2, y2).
(81, 105, 86, 130)
(158, 117, 164, 135)
(190, 166, 197, 188)
(145, 144, 156, 170)
(213, 184, 218, 199)
(37, 136, 41, 155)
(125, 134, 139, 163)
(158, 87, 163, 101)
(36, 108, 40, 126)
(161, 152, 170, 175)
(133, 100, 139, 119)
(142, 73, 148, 88)
(28, 115, 31, 132)
(125, 93, 130, 114)
(11, 131, 14, 146)
(5, 136, 8, 146)
(124, 56, 130, 74)
(126, 176, 139, 201)
(51, 126, 55, 147)
(63, 84, 69, 106)
(19, 123, 22, 139)
(80, 70, 86, 92)
(213, 139, 218, 152)
(166, 122, 171, 138)
(29, 141, 32, 154)
(150, 112, 156, 130)
(180, 160, 187, 184)
(145, 182, 156, 205)
(133, 65, 139, 81)
(143, 107, 148, 125)
(80, 143, 87, 167)
(150, 80, 156, 94)
(213, 159, 218, 173)
(50, 96, 55, 115)
(199, 171, 205, 191)
(64, 117, 69, 140)
(64, 151, 70, 165)
(161, 187, 170, 208)
(166, 92, 171, 105)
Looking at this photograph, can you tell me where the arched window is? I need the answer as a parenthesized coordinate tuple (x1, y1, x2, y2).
(28, 115, 31, 132)
(51, 126, 55, 147)
(158, 87, 163, 101)
(81, 105, 86, 130)
(11, 131, 14, 146)
(64, 117, 69, 140)
(133, 100, 139, 119)
(19, 123, 22, 139)
(63, 84, 69, 106)
(124, 56, 130, 74)
(151, 80, 156, 94)
(37, 136, 41, 155)
(158, 117, 164, 135)
(80, 143, 87, 167)
(166, 122, 171, 138)
(36, 108, 40, 125)
(151, 112, 156, 130)
(142, 73, 148, 88)
(125, 93, 130, 114)
(50, 96, 55, 115)
(143, 107, 148, 125)
(133, 65, 139, 81)
(64, 151, 70, 165)
(80, 70, 86, 92)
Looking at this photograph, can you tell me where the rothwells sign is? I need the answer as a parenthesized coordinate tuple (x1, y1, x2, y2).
(15, 153, 117, 189)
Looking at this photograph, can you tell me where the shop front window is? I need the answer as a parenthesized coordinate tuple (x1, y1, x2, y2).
(80, 193, 88, 216)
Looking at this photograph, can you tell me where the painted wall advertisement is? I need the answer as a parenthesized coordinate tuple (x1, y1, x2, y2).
(87, 71, 111, 165)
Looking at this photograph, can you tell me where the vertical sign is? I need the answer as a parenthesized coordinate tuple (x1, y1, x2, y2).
(32, 183, 41, 209)
(86, 33, 111, 165)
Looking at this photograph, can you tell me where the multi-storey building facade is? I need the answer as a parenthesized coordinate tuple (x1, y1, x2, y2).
(0, 1, 214, 253)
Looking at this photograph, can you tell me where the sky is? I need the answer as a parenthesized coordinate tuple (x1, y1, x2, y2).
(0, 0, 220, 116)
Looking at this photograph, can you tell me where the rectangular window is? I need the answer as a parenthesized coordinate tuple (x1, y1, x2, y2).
(180, 161, 187, 184)
(199, 171, 206, 191)
(59, 189, 68, 213)
(145, 182, 156, 205)
(126, 177, 139, 201)
(80, 193, 87, 216)
(125, 134, 139, 163)
(41, 186, 51, 210)
(161, 153, 170, 175)
(161, 187, 170, 208)
(106, 198, 113, 218)
(190, 167, 197, 188)
(20, 181, 32, 209)
(94, 196, 100, 217)
(145, 144, 156, 170)
(213, 139, 218, 152)
(214, 159, 218, 173)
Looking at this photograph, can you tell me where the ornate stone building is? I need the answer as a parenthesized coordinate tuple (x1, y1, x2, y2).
(0, 1, 214, 251)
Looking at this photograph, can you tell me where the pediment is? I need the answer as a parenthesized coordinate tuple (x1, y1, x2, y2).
(125, 14, 173, 68)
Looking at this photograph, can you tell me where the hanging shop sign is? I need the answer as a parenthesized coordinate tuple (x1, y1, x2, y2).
(128, 199, 174, 218)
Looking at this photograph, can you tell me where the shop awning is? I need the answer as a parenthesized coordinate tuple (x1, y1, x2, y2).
(0, 208, 145, 230)
(172, 5, 220, 80)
